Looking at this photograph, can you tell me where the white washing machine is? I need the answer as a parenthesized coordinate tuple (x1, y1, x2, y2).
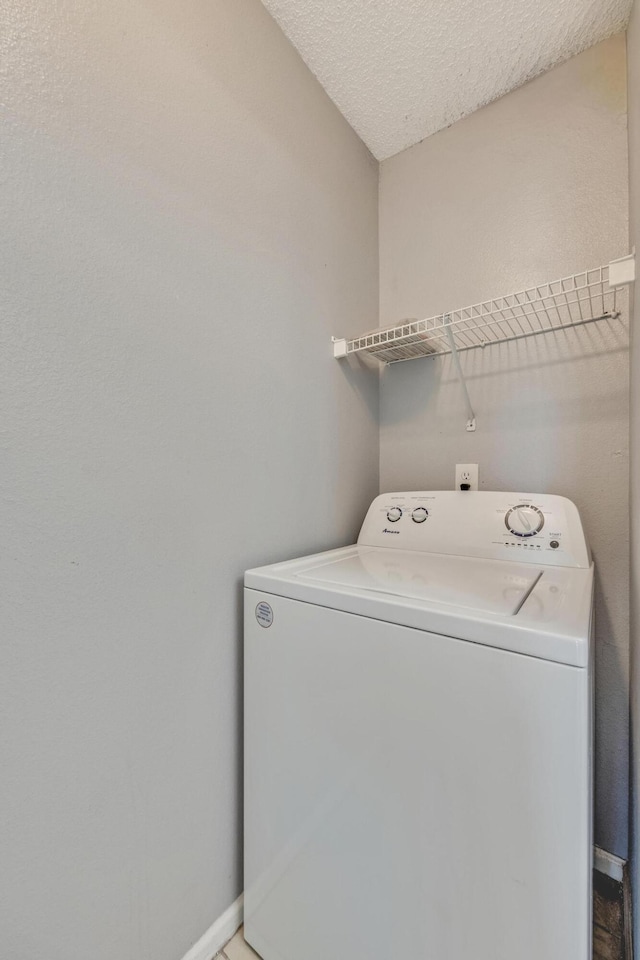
(244, 492, 593, 960)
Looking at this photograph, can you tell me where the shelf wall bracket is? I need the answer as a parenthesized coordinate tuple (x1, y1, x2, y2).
(444, 318, 476, 432)
(608, 253, 635, 287)
(332, 337, 348, 359)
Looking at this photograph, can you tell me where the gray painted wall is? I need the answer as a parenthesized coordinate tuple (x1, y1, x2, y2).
(0, 2, 378, 958)
(627, 0, 640, 941)
(379, 36, 630, 858)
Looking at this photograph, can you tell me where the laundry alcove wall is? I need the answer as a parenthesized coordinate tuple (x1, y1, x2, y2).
(377, 34, 630, 860)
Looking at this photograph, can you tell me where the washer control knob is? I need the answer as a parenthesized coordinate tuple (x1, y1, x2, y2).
(412, 507, 429, 523)
(550, 540, 560, 549)
(504, 504, 545, 538)
(386, 507, 402, 522)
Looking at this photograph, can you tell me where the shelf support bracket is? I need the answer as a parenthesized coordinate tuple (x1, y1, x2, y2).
(608, 253, 635, 287)
(444, 318, 476, 432)
(332, 337, 348, 359)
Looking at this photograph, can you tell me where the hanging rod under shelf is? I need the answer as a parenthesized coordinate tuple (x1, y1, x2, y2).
(332, 260, 632, 365)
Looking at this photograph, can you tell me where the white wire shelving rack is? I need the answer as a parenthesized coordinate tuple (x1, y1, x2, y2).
(332, 257, 634, 431)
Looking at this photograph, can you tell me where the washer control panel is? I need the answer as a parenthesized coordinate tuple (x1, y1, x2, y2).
(358, 492, 590, 568)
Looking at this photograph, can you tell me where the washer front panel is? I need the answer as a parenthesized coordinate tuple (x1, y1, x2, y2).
(244, 591, 591, 960)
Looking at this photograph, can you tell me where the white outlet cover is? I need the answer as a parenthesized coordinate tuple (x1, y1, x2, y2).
(455, 464, 479, 491)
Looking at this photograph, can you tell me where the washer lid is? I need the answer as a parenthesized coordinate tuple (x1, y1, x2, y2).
(297, 548, 542, 617)
(245, 544, 594, 667)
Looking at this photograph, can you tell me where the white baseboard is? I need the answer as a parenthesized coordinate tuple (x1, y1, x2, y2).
(180, 894, 244, 960)
(594, 846, 626, 883)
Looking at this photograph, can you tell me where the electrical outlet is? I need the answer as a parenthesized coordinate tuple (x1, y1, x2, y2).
(455, 463, 479, 491)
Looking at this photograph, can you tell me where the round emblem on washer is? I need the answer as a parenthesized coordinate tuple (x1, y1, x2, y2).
(255, 602, 274, 628)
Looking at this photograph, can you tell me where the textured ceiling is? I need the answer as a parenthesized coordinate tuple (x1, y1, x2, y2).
(260, 0, 632, 160)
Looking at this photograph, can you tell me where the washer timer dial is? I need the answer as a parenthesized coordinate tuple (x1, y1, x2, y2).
(504, 504, 545, 538)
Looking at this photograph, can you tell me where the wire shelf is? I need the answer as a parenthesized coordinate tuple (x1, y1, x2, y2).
(335, 265, 623, 364)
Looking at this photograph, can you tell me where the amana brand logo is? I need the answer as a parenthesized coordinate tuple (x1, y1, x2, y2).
(382, 528, 400, 534)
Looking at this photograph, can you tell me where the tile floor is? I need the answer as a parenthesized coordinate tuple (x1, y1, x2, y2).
(217, 919, 619, 960)
(216, 927, 260, 960)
